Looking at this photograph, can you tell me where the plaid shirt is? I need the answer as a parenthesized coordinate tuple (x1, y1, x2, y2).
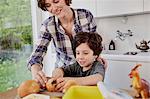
(28, 8, 97, 70)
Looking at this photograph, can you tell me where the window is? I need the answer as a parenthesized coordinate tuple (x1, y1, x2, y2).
(0, 0, 32, 92)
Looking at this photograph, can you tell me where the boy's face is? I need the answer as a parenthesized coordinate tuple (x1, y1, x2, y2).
(75, 43, 97, 71)
(45, 0, 70, 18)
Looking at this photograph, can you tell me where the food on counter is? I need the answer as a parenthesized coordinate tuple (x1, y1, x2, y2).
(17, 80, 40, 98)
(17, 78, 77, 98)
(46, 78, 57, 92)
(63, 80, 78, 93)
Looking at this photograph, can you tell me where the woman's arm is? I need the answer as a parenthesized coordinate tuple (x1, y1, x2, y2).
(27, 23, 52, 71)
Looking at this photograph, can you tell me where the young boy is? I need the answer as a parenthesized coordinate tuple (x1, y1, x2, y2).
(52, 32, 105, 91)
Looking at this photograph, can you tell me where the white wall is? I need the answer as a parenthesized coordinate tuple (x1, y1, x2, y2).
(95, 14, 150, 52)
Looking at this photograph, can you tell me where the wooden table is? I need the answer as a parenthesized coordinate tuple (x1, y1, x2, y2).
(0, 88, 141, 99)
(0, 88, 17, 99)
(0, 88, 63, 99)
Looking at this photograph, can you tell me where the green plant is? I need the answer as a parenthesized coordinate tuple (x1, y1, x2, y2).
(21, 32, 32, 45)
(0, 33, 22, 50)
(19, 25, 33, 45)
(0, 0, 32, 92)
(0, 25, 32, 50)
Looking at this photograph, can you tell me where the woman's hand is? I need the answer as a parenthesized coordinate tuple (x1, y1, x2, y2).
(31, 64, 47, 87)
(97, 56, 108, 70)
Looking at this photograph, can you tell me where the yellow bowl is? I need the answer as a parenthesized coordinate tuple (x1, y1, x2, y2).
(63, 86, 104, 99)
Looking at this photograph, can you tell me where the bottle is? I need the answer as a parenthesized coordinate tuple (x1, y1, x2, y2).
(109, 40, 115, 50)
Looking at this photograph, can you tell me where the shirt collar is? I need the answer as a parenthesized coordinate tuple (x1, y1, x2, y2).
(53, 8, 81, 35)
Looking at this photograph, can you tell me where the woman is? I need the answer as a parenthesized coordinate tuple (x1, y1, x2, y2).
(28, 0, 106, 87)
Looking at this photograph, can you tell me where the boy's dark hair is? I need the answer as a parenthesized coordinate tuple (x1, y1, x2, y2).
(37, 0, 72, 11)
(73, 32, 103, 57)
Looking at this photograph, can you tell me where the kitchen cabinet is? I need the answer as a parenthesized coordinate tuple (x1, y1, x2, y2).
(104, 59, 150, 89)
(104, 60, 136, 89)
(71, 0, 97, 17)
(97, 0, 143, 17)
(144, 0, 150, 12)
(40, 0, 150, 19)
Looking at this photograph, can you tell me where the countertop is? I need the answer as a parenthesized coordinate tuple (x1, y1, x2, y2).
(0, 88, 142, 99)
(101, 50, 150, 62)
(0, 88, 17, 99)
(0, 88, 63, 99)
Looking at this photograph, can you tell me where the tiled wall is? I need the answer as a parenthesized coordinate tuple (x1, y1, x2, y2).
(96, 14, 150, 52)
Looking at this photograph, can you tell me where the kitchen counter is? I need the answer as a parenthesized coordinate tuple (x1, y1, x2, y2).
(0, 88, 17, 99)
(101, 50, 150, 62)
(0, 88, 143, 99)
(0, 88, 63, 99)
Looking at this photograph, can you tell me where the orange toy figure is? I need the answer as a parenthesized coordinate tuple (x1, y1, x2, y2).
(129, 64, 150, 99)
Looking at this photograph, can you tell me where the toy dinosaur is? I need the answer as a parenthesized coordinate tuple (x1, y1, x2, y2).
(129, 64, 150, 99)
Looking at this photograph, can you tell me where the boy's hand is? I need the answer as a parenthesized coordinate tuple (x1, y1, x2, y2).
(55, 77, 77, 92)
(55, 77, 66, 92)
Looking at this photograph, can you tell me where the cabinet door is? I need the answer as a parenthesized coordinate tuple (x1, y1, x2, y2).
(104, 60, 136, 89)
(144, 0, 150, 12)
(97, 0, 143, 17)
(71, 0, 97, 17)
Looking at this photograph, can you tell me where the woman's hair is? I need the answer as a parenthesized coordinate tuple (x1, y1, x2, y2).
(37, 0, 72, 11)
(73, 32, 103, 56)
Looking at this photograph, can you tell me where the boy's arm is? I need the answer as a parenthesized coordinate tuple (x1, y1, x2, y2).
(64, 74, 103, 86)
(52, 63, 76, 78)
(55, 74, 103, 92)
(52, 68, 64, 78)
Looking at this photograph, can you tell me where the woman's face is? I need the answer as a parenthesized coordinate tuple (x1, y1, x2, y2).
(75, 43, 97, 71)
(45, 0, 70, 18)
